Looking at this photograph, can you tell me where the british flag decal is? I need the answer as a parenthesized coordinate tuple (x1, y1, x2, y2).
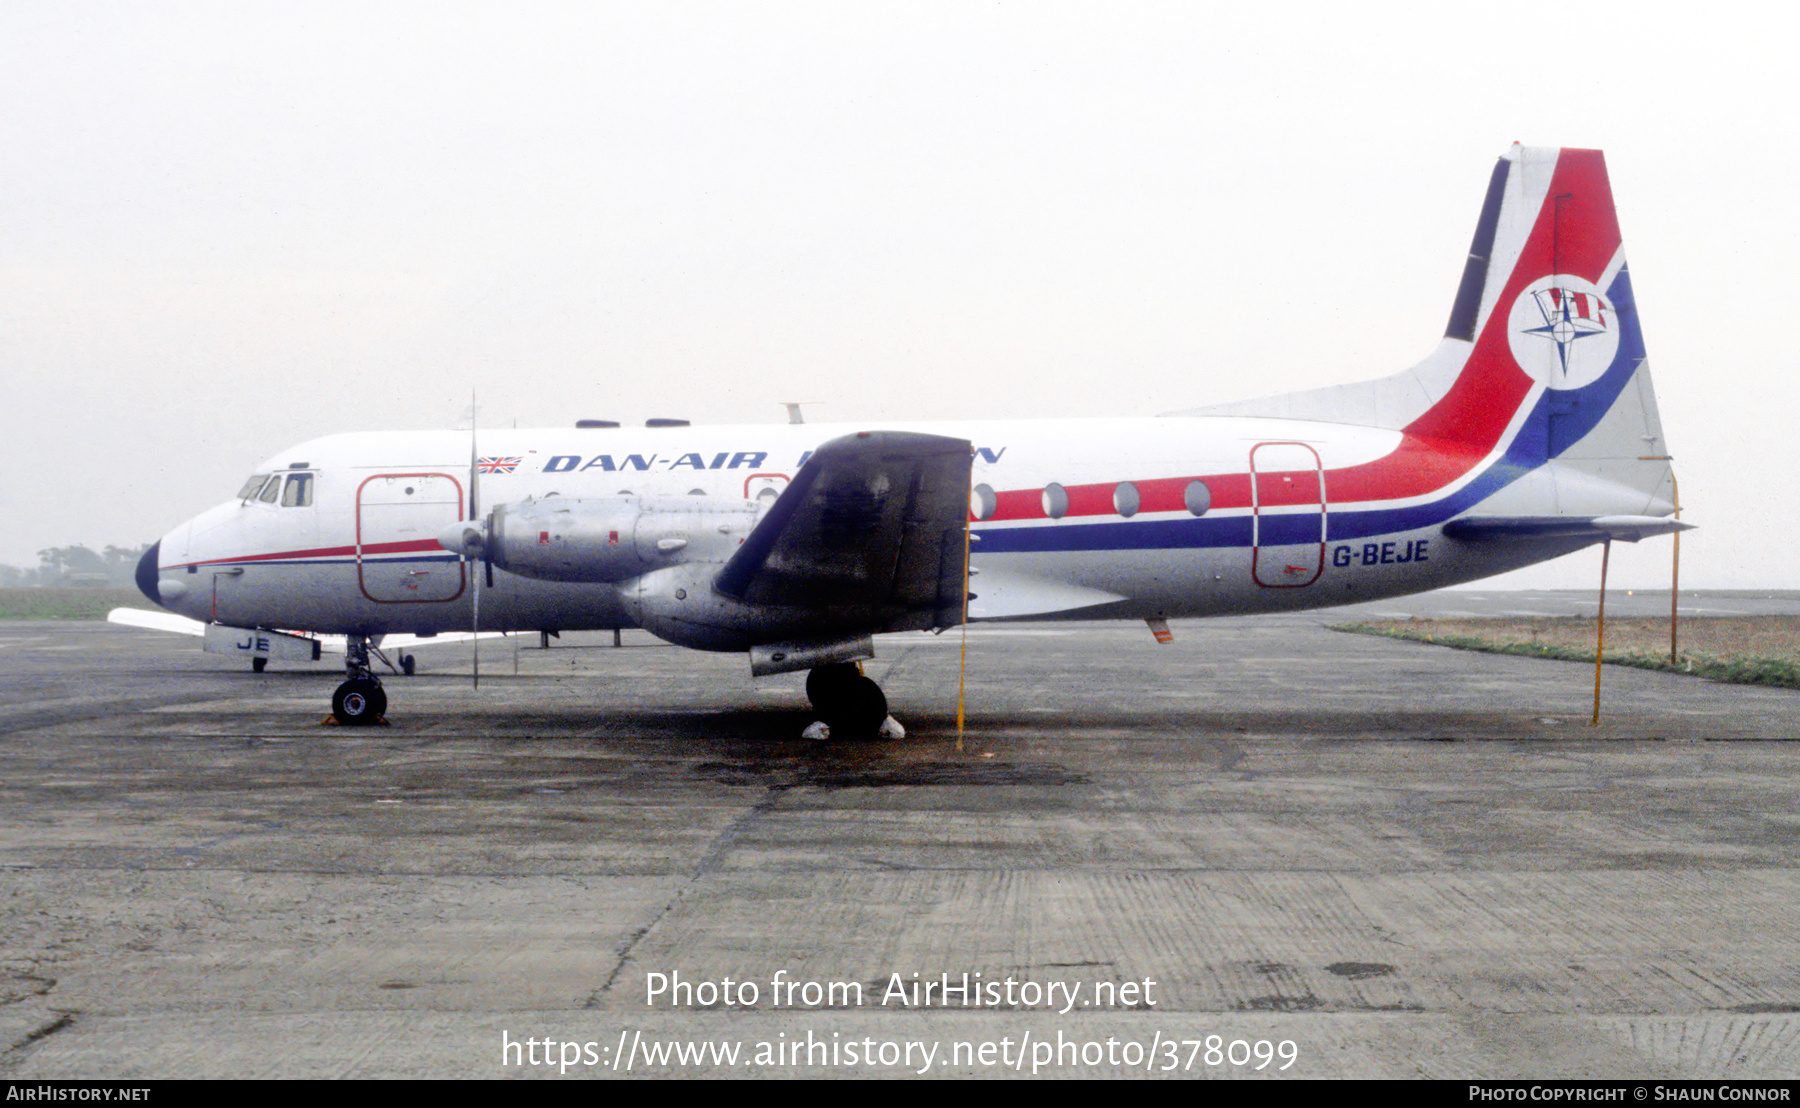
(477, 456, 522, 475)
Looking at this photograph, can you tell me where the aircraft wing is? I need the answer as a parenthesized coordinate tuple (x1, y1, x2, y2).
(714, 430, 973, 633)
(1443, 515, 1694, 544)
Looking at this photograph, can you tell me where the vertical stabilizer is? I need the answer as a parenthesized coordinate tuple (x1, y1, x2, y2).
(1174, 145, 1674, 517)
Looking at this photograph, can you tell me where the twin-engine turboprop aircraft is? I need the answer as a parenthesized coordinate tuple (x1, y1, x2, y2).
(127, 145, 1688, 735)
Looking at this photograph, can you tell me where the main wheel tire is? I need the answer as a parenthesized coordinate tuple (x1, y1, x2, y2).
(819, 674, 887, 738)
(332, 678, 387, 725)
(805, 663, 861, 710)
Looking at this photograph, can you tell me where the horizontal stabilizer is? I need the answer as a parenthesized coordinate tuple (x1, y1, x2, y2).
(1443, 515, 1693, 544)
(374, 630, 511, 652)
(204, 621, 322, 664)
(108, 607, 206, 636)
(107, 608, 510, 654)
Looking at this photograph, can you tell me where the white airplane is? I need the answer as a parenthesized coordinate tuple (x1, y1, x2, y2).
(124, 145, 1688, 735)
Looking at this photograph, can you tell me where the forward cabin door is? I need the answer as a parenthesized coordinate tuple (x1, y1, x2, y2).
(1250, 442, 1326, 588)
(356, 472, 466, 602)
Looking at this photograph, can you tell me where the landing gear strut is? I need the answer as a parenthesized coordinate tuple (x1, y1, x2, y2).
(805, 663, 889, 738)
(331, 636, 387, 725)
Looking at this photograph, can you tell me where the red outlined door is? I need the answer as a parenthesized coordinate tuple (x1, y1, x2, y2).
(356, 472, 466, 602)
(1250, 442, 1326, 587)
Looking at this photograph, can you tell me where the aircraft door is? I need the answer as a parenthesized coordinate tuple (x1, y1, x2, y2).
(356, 472, 466, 602)
(1249, 442, 1326, 588)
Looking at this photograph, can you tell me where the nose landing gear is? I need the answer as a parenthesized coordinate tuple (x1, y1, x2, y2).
(328, 636, 388, 726)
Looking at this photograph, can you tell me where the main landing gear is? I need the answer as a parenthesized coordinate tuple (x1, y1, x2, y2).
(804, 663, 903, 739)
(330, 636, 387, 726)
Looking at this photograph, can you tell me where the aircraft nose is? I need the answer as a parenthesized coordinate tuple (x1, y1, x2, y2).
(135, 541, 164, 609)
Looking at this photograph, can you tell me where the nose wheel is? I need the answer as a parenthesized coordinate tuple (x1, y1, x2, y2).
(328, 636, 388, 726)
(332, 678, 387, 724)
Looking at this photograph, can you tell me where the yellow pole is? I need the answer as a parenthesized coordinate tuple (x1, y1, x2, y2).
(1669, 474, 1681, 664)
(957, 454, 973, 750)
(1592, 539, 1611, 727)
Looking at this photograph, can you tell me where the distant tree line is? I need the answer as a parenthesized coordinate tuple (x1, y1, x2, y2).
(0, 544, 153, 587)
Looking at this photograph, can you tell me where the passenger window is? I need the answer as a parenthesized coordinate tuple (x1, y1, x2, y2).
(1185, 479, 1212, 516)
(1113, 482, 1140, 518)
(970, 483, 996, 521)
(282, 473, 314, 507)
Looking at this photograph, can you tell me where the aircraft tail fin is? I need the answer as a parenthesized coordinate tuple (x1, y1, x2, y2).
(1173, 145, 1676, 518)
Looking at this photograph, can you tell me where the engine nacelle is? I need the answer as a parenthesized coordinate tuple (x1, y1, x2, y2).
(441, 495, 762, 583)
(617, 563, 865, 652)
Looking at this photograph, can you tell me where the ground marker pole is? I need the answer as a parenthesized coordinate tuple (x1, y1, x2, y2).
(957, 454, 973, 752)
(1592, 539, 1611, 727)
(1670, 475, 1682, 664)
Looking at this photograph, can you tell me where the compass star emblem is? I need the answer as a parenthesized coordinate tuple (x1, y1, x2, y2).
(1520, 285, 1611, 378)
(1506, 274, 1620, 391)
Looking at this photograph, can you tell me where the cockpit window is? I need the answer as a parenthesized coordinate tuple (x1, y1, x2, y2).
(281, 473, 314, 507)
(238, 474, 272, 500)
(257, 476, 281, 503)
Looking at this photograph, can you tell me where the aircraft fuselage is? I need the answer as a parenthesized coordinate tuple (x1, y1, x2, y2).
(142, 413, 1617, 642)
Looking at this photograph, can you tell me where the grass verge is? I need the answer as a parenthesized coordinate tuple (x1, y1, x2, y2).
(0, 588, 156, 620)
(1333, 622, 1800, 690)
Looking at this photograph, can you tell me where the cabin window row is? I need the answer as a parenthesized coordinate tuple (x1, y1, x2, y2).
(969, 479, 1211, 522)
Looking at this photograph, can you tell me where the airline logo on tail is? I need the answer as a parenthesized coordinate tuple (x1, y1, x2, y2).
(1506, 273, 1619, 391)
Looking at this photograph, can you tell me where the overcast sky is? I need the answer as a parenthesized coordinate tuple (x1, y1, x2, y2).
(3, 2, 1789, 589)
